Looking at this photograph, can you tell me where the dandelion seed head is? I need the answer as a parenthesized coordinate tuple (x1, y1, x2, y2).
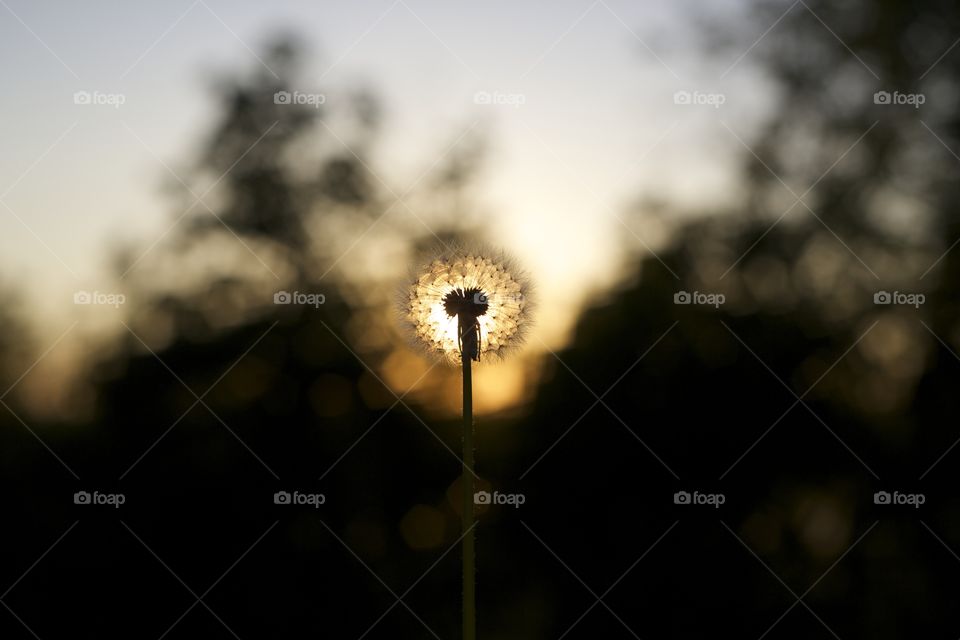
(398, 244, 534, 364)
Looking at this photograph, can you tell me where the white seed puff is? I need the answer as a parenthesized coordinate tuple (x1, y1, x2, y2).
(399, 244, 534, 364)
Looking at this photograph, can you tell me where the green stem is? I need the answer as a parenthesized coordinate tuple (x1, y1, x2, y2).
(462, 353, 476, 640)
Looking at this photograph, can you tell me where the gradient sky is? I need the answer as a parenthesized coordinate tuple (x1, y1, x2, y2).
(0, 0, 768, 349)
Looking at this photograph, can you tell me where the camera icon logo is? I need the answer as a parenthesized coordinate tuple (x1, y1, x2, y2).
(473, 292, 489, 304)
(673, 90, 691, 105)
(873, 291, 891, 304)
(473, 91, 492, 105)
(674, 291, 691, 304)
(274, 491, 291, 505)
(474, 491, 491, 505)
(274, 291, 292, 304)
(73, 91, 91, 105)
(74, 290, 91, 304)
(673, 491, 691, 505)
(274, 91, 291, 105)
(873, 91, 891, 105)
(873, 491, 891, 505)
(74, 491, 91, 504)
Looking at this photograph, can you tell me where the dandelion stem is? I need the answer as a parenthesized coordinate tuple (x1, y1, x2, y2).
(462, 353, 476, 640)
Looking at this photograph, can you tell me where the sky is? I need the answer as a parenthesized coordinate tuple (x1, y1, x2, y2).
(0, 0, 770, 354)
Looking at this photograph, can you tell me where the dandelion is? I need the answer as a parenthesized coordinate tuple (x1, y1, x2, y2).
(400, 245, 533, 364)
(399, 243, 533, 640)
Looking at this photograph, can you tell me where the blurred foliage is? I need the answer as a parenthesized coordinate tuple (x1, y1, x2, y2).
(510, 1, 960, 637)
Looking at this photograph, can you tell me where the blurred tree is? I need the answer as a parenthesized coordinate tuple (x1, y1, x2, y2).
(502, 1, 960, 637)
(0, 34, 491, 640)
